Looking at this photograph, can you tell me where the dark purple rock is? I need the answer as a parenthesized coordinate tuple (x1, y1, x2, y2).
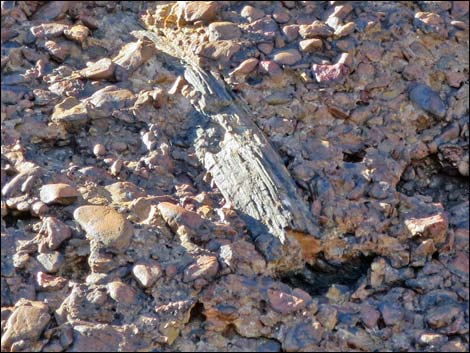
(409, 83, 446, 118)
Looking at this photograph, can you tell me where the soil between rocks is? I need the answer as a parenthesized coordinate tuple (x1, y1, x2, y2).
(1, 1, 469, 352)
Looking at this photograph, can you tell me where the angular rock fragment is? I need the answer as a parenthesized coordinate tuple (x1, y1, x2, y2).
(299, 21, 333, 38)
(405, 214, 448, 245)
(183, 1, 219, 23)
(39, 183, 78, 205)
(132, 261, 162, 288)
(183, 255, 219, 282)
(80, 58, 115, 80)
(64, 24, 90, 44)
(51, 97, 88, 124)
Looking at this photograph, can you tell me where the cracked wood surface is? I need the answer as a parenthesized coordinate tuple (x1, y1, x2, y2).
(134, 29, 321, 274)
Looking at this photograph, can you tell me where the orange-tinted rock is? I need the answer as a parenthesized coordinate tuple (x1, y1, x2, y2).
(157, 202, 206, 231)
(183, 255, 219, 282)
(405, 214, 448, 245)
(80, 58, 115, 80)
(183, 1, 219, 23)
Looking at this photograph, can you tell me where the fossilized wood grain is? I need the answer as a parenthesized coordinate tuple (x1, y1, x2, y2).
(134, 29, 321, 274)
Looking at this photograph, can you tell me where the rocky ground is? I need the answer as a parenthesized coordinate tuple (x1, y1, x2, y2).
(1, 1, 469, 352)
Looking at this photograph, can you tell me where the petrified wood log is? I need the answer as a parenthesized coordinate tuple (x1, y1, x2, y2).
(134, 30, 321, 274)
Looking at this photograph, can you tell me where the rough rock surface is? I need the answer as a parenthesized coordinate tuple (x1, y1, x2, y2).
(1, 1, 469, 352)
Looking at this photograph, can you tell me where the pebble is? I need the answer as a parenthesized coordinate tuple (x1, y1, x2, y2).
(299, 38, 322, 52)
(229, 58, 259, 76)
(107, 281, 137, 305)
(240, 5, 265, 22)
(73, 205, 133, 253)
(282, 24, 299, 42)
(93, 143, 106, 157)
(312, 62, 348, 83)
(39, 183, 78, 205)
(44, 40, 70, 62)
(409, 83, 446, 118)
(207, 22, 241, 41)
(272, 49, 301, 65)
(132, 261, 162, 288)
(183, 255, 219, 282)
(404, 214, 448, 245)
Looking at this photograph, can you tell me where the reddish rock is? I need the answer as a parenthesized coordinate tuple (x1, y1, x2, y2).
(360, 305, 380, 328)
(44, 40, 70, 62)
(259, 60, 282, 76)
(39, 183, 78, 205)
(312, 62, 349, 83)
(36, 271, 67, 290)
(32, 1, 69, 21)
(40, 217, 72, 251)
(267, 289, 306, 314)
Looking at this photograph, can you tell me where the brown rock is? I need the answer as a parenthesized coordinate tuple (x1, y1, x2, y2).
(299, 21, 333, 38)
(184, 1, 219, 23)
(267, 288, 306, 314)
(104, 182, 145, 203)
(282, 25, 299, 42)
(360, 305, 380, 328)
(37, 251, 64, 273)
(240, 5, 265, 22)
(30, 23, 69, 39)
(44, 40, 70, 62)
(33, 1, 69, 21)
(157, 202, 206, 232)
(80, 58, 115, 80)
(207, 22, 241, 41)
(273, 49, 301, 65)
(39, 183, 78, 205)
(299, 38, 322, 53)
(107, 281, 137, 305)
(1, 300, 51, 351)
(40, 217, 72, 251)
(426, 304, 461, 329)
(229, 58, 259, 76)
(259, 60, 282, 76)
(64, 24, 89, 44)
(183, 255, 219, 282)
(73, 205, 133, 253)
(445, 251, 469, 279)
(334, 22, 356, 37)
(51, 97, 88, 124)
(197, 41, 241, 63)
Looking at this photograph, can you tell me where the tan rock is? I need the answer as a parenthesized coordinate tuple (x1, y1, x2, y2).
(405, 214, 448, 245)
(240, 5, 265, 22)
(1, 300, 51, 351)
(108, 281, 137, 305)
(229, 58, 259, 76)
(183, 1, 219, 23)
(299, 38, 323, 53)
(73, 205, 133, 252)
(299, 21, 333, 38)
(132, 261, 162, 288)
(207, 22, 241, 41)
(51, 97, 88, 123)
(80, 58, 115, 80)
(273, 49, 301, 65)
(39, 183, 78, 205)
(64, 24, 90, 44)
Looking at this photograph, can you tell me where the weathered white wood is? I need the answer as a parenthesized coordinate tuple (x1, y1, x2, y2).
(135, 30, 321, 274)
